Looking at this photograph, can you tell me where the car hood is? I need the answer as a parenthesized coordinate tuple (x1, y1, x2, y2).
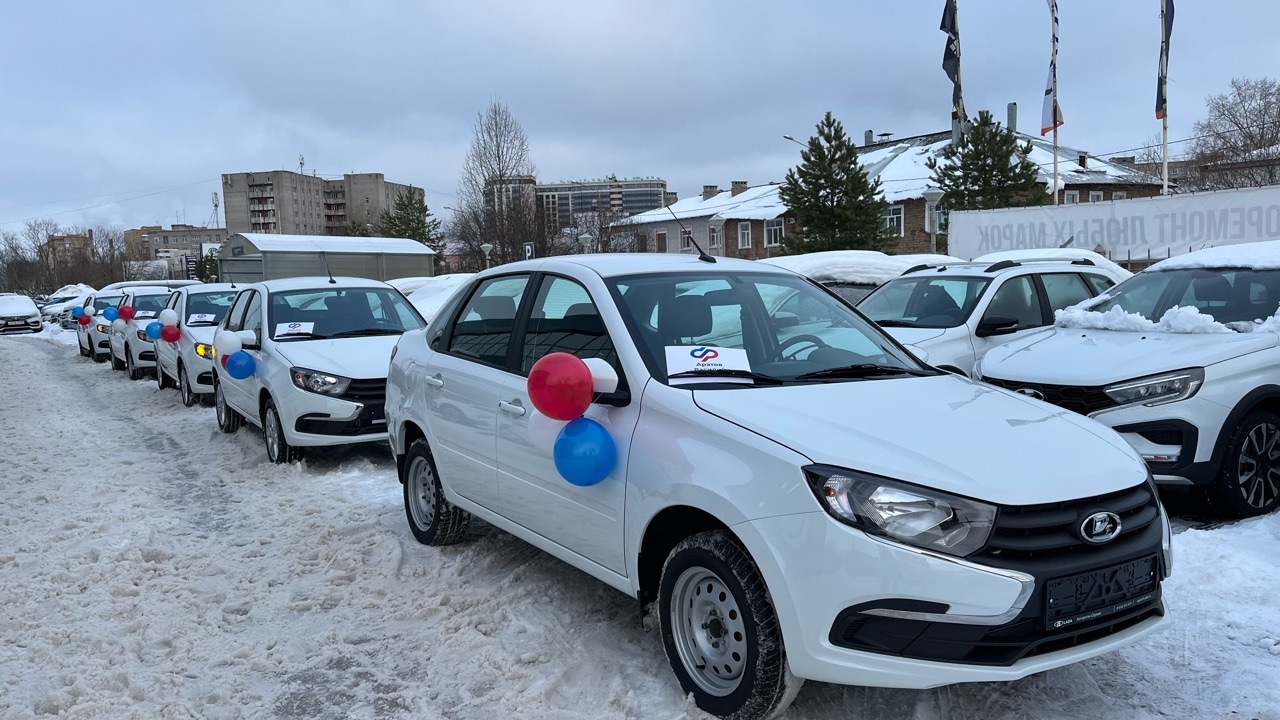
(272, 335, 398, 379)
(185, 325, 219, 344)
(880, 326, 949, 346)
(980, 327, 1279, 386)
(692, 375, 1147, 506)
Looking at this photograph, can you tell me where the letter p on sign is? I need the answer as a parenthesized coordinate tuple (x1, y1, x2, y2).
(524, 242, 535, 261)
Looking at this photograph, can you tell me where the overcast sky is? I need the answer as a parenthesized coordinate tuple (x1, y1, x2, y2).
(1, 0, 1275, 234)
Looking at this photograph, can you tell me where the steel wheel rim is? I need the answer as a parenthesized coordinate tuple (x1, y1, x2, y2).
(407, 456, 437, 530)
(215, 384, 226, 424)
(670, 567, 748, 697)
(1238, 421, 1280, 509)
(180, 370, 191, 405)
(265, 407, 281, 460)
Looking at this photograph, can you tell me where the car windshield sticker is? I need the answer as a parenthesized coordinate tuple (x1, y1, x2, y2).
(275, 321, 315, 336)
(187, 313, 216, 324)
(665, 345, 752, 383)
(134, 310, 157, 319)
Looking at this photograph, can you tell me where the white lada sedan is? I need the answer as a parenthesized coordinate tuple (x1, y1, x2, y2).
(384, 254, 1172, 720)
(213, 277, 426, 463)
(154, 283, 238, 406)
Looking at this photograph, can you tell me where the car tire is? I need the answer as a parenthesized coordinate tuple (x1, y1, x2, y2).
(658, 530, 802, 720)
(215, 379, 242, 434)
(126, 346, 144, 381)
(111, 348, 125, 371)
(263, 398, 303, 463)
(1209, 410, 1280, 518)
(92, 349, 107, 363)
(157, 362, 174, 390)
(178, 364, 198, 407)
(402, 439, 470, 546)
(78, 336, 90, 357)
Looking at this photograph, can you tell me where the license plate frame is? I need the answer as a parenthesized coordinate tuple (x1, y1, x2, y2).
(1045, 554, 1159, 631)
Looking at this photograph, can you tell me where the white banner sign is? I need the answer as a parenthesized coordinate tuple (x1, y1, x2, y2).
(948, 185, 1280, 261)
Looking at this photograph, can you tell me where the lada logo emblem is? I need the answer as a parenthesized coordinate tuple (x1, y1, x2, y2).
(1080, 511, 1122, 544)
(1016, 388, 1045, 401)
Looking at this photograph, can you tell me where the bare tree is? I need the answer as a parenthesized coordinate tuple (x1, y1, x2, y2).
(563, 208, 642, 254)
(1190, 77, 1280, 189)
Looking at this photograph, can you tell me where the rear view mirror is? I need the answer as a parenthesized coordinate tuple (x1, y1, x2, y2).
(235, 329, 260, 348)
(975, 315, 1019, 338)
(771, 312, 800, 329)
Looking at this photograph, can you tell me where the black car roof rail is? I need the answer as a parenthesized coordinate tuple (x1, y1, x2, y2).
(983, 260, 1020, 272)
(982, 257, 1098, 273)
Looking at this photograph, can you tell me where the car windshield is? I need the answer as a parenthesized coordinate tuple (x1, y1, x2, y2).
(132, 295, 169, 314)
(92, 295, 124, 311)
(268, 287, 426, 340)
(824, 283, 876, 305)
(185, 291, 236, 324)
(1090, 267, 1280, 325)
(607, 271, 929, 386)
(857, 275, 991, 329)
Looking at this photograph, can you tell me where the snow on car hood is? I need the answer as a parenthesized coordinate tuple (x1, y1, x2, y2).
(980, 327, 1279, 386)
(692, 375, 1147, 506)
(272, 335, 399, 379)
(880, 326, 948, 345)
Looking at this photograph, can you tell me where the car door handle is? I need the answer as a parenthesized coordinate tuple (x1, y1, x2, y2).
(423, 374, 444, 388)
(498, 400, 526, 417)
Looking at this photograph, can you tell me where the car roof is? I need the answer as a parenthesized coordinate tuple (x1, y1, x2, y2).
(180, 283, 238, 294)
(897, 257, 1111, 279)
(252, 276, 394, 292)
(126, 287, 173, 296)
(478, 253, 797, 280)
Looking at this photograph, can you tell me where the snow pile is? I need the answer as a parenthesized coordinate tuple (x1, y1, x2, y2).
(1057, 304, 1234, 334)
(760, 250, 916, 285)
(894, 253, 965, 267)
(975, 248, 1132, 279)
(1150, 239, 1280, 271)
(406, 273, 475, 322)
(46, 283, 96, 301)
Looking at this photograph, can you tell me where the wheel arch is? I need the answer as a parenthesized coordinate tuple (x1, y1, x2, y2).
(397, 420, 428, 483)
(1211, 385, 1280, 460)
(636, 505, 733, 607)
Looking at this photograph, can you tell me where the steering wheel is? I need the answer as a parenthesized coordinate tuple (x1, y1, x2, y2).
(769, 334, 829, 361)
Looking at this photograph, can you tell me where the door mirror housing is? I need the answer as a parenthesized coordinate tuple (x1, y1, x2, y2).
(975, 315, 1020, 338)
(235, 329, 260, 349)
(771, 311, 800, 329)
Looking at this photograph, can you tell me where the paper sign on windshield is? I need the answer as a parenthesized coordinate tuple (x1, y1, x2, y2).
(134, 310, 157, 319)
(187, 313, 216, 324)
(665, 345, 751, 378)
(275, 321, 315, 336)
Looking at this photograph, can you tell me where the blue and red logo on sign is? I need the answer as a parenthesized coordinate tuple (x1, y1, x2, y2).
(690, 346, 719, 363)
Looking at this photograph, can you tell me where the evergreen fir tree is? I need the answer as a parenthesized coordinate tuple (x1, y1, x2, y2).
(926, 110, 1043, 211)
(779, 111, 889, 253)
(374, 191, 445, 257)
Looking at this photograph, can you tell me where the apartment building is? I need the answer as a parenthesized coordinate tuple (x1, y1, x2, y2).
(221, 170, 419, 236)
(536, 175, 668, 234)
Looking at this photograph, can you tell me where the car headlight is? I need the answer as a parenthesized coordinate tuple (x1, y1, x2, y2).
(96, 323, 108, 333)
(290, 367, 352, 396)
(136, 330, 149, 342)
(804, 465, 996, 557)
(1104, 368, 1204, 407)
(195, 343, 213, 358)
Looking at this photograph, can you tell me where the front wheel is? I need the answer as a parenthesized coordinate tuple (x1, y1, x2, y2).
(111, 347, 125, 371)
(157, 361, 174, 390)
(263, 398, 303, 463)
(178, 364, 198, 407)
(402, 439, 470, 545)
(126, 346, 144, 381)
(1209, 410, 1280, 517)
(659, 531, 801, 720)
(78, 336, 90, 357)
(215, 380, 242, 434)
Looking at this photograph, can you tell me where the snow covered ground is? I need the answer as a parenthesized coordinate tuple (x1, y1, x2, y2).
(3, 327, 1280, 719)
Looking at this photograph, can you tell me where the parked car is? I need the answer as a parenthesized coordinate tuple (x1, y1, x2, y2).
(385, 254, 1171, 719)
(973, 248, 1133, 281)
(0, 294, 42, 334)
(108, 287, 171, 380)
(213, 277, 427, 463)
(405, 273, 475, 324)
(979, 241, 1280, 518)
(857, 257, 1128, 376)
(761, 250, 962, 305)
(154, 284, 238, 406)
(77, 291, 126, 362)
(386, 276, 436, 296)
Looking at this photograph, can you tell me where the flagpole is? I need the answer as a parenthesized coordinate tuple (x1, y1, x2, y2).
(1052, 6, 1060, 206)
(1161, 0, 1169, 195)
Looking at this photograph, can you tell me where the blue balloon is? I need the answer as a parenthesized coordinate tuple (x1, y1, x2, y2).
(225, 351, 256, 380)
(145, 321, 163, 339)
(553, 417, 616, 487)
(72, 305, 84, 317)
(102, 307, 119, 321)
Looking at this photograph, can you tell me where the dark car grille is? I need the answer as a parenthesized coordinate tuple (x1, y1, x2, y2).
(984, 377, 1118, 415)
(341, 378, 386, 402)
(976, 482, 1160, 562)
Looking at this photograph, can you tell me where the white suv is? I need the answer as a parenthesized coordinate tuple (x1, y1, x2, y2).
(386, 255, 1171, 719)
(108, 287, 170, 380)
(980, 242, 1280, 518)
(213, 277, 427, 463)
(154, 284, 239, 406)
(858, 257, 1127, 376)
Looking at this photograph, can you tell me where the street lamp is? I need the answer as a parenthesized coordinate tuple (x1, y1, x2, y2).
(480, 242, 494, 269)
(922, 188, 945, 253)
(577, 233, 594, 254)
(782, 134, 805, 148)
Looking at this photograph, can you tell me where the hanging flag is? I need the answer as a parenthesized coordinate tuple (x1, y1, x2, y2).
(1156, 0, 1175, 119)
(1041, 0, 1064, 135)
(940, 0, 966, 123)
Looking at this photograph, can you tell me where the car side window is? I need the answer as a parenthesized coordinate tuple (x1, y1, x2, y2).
(243, 292, 263, 340)
(447, 275, 530, 367)
(983, 275, 1043, 329)
(1041, 273, 1094, 312)
(1084, 274, 1116, 295)
(521, 276, 621, 377)
(224, 292, 251, 332)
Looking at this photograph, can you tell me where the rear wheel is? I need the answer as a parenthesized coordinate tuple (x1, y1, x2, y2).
(179, 364, 198, 407)
(402, 439, 470, 545)
(658, 531, 801, 720)
(263, 398, 303, 463)
(215, 380, 242, 434)
(1209, 410, 1280, 518)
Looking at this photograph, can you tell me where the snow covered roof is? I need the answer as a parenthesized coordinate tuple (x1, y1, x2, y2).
(406, 273, 475, 321)
(974, 248, 1133, 279)
(623, 184, 787, 225)
(1149, 240, 1280, 271)
(233, 233, 436, 255)
(760, 250, 918, 285)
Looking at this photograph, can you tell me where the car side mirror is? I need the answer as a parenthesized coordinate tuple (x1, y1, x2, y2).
(583, 358, 630, 407)
(975, 314, 1020, 338)
(235, 329, 259, 349)
(771, 311, 800, 329)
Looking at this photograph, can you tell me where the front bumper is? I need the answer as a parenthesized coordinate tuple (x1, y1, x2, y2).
(735, 510, 1168, 688)
(0, 318, 41, 334)
(277, 380, 387, 448)
(132, 339, 157, 368)
(1089, 395, 1229, 486)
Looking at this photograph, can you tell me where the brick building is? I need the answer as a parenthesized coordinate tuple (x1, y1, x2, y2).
(221, 170, 419, 236)
(620, 182, 795, 260)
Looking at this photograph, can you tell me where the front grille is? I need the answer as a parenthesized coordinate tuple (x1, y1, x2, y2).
(985, 377, 1118, 415)
(341, 378, 386, 401)
(977, 482, 1159, 561)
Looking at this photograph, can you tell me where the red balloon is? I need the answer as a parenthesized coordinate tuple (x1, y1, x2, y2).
(77, 314, 92, 326)
(160, 325, 181, 343)
(527, 352, 593, 421)
(220, 354, 229, 369)
(118, 305, 135, 321)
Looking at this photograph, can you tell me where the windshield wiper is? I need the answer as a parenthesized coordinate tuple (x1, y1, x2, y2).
(794, 364, 932, 381)
(327, 328, 404, 338)
(668, 369, 785, 386)
(186, 320, 220, 327)
(274, 331, 327, 341)
(872, 319, 920, 328)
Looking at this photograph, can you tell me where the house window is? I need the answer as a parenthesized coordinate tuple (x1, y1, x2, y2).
(738, 222, 752, 249)
(1112, 191, 1127, 200)
(765, 219, 783, 247)
(1088, 191, 1104, 203)
(1064, 191, 1079, 204)
(655, 231, 667, 253)
(708, 226, 721, 248)
(926, 205, 948, 234)
(681, 229, 693, 251)
(882, 205, 904, 236)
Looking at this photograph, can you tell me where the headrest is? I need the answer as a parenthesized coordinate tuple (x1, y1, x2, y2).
(564, 303, 596, 317)
(1192, 274, 1232, 302)
(473, 295, 516, 320)
(659, 294, 713, 339)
